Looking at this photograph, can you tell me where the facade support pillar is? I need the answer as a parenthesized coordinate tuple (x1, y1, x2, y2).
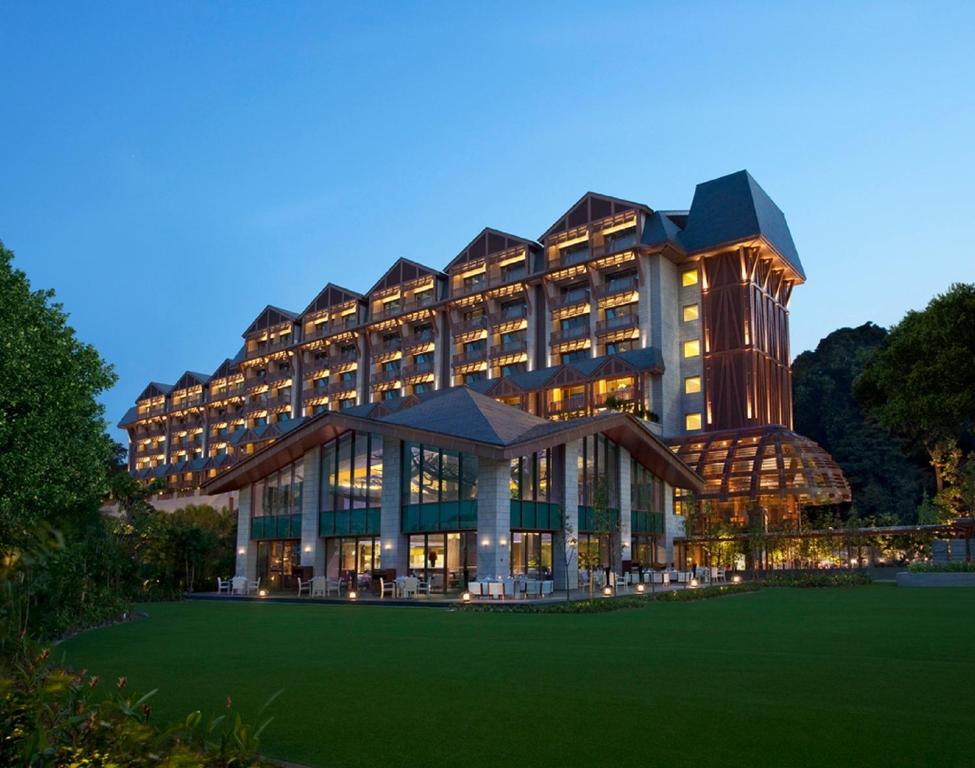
(618, 446, 632, 573)
(234, 484, 257, 580)
(476, 457, 510, 580)
(300, 446, 321, 570)
(554, 440, 580, 591)
(662, 481, 684, 568)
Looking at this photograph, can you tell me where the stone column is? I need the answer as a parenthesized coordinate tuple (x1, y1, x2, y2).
(662, 481, 684, 567)
(380, 436, 408, 576)
(476, 457, 510, 580)
(618, 446, 632, 573)
(554, 440, 580, 591)
(235, 484, 257, 580)
(300, 446, 320, 569)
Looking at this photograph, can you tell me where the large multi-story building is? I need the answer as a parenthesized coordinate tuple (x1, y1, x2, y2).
(119, 170, 849, 587)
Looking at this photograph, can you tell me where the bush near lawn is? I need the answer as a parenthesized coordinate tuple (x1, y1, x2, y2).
(907, 561, 975, 572)
(757, 571, 872, 587)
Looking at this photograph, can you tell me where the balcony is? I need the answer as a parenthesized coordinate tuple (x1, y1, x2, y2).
(593, 275, 639, 301)
(209, 382, 245, 401)
(455, 273, 488, 297)
(488, 304, 528, 326)
(328, 378, 358, 396)
(403, 330, 435, 353)
(553, 245, 591, 269)
(302, 381, 330, 400)
(595, 314, 639, 336)
(547, 393, 587, 415)
(147, 403, 167, 416)
(303, 357, 330, 377)
(373, 366, 401, 385)
(264, 392, 294, 411)
(490, 339, 528, 359)
(245, 335, 293, 360)
(452, 315, 487, 336)
(595, 387, 637, 407)
(401, 361, 435, 381)
(549, 324, 590, 346)
(551, 288, 591, 311)
(486, 263, 528, 288)
(170, 394, 204, 410)
(452, 347, 487, 367)
(329, 351, 359, 372)
(245, 376, 269, 393)
(402, 293, 437, 315)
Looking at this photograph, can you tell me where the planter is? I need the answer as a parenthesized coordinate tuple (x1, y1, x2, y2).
(896, 571, 975, 587)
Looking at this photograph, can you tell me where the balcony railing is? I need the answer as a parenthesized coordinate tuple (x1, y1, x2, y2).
(595, 314, 639, 335)
(549, 324, 590, 346)
(403, 330, 435, 352)
(170, 395, 204, 410)
(593, 276, 639, 300)
(303, 357, 329, 377)
(264, 392, 293, 411)
(147, 404, 167, 416)
(456, 274, 488, 296)
(490, 339, 528, 358)
(378, 337, 402, 354)
(553, 246, 591, 269)
(401, 362, 434, 380)
(402, 294, 436, 315)
(245, 335, 293, 360)
(452, 315, 487, 335)
(594, 387, 637, 407)
(373, 366, 401, 385)
(452, 347, 487, 366)
(551, 289, 591, 310)
(208, 382, 245, 401)
(547, 394, 587, 414)
(328, 378, 358, 396)
(489, 304, 528, 325)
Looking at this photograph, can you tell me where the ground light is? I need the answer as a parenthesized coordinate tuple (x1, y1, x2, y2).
(348, 591, 357, 602)
(602, 586, 613, 597)
(461, 591, 471, 604)
(258, 589, 268, 598)
(636, 583, 646, 594)
(732, 574, 742, 584)
(689, 578, 699, 588)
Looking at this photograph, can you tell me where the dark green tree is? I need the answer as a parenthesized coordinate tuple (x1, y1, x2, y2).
(855, 283, 975, 493)
(792, 322, 930, 522)
(0, 241, 117, 548)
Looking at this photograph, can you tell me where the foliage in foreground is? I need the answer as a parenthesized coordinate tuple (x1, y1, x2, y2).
(0, 635, 279, 768)
(757, 571, 873, 588)
(907, 561, 975, 573)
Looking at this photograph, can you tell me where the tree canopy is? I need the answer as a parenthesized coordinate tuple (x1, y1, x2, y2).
(0, 241, 117, 547)
(855, 283, 975, 490)
(792, 323, 930, 523)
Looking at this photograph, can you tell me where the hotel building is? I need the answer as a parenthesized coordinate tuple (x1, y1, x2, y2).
(119, 170, 849, 588)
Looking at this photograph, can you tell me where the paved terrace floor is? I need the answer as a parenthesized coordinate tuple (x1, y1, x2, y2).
(189, 582, 692, 608)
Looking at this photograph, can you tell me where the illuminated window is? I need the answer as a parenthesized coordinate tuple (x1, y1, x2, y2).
(684, 376, 702, 394)
(685, 412, 702, 431)
(681, 269, 698, 287)
(683, 339, 700, 358)
(682, 304, 699, 322)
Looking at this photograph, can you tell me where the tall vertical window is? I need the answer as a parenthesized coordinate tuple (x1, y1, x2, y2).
(576, 435, 620, 509)
(509, 450, 553, 502)
(319, 432, 384, 511)
(252, 461, 304, 517)
(401, 443, 478, 504)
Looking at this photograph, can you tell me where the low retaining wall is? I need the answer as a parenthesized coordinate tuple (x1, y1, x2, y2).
(896, 571, 975, 588)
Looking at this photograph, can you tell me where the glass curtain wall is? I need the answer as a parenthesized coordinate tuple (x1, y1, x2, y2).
(576, 435, 621, 572)
(252, 460, 304, 591)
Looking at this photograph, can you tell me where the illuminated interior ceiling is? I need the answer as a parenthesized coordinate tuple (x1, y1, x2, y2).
(670, 425, 850, 506)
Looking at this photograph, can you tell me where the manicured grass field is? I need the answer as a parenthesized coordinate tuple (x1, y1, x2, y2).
(60, 586, 974, 768)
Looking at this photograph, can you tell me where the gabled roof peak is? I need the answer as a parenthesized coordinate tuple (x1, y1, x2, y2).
(540, 191, 652, 242)
(446, 227, 541, 272)
(242, 304, 299, 338)
(300, 282, 364, 319)
(366, 257, 446, 297)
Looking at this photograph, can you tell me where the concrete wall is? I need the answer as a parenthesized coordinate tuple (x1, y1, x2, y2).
(896, 571, 975, 587)
(234, 484, 256, 580)
(300, 446, 321, 568)
(554, 440, 580, 590)
(380, 436, 408, 576)
(476, 457, 510, 580)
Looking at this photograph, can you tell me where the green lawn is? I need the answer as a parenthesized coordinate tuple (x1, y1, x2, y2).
(60, 586, 974, 768)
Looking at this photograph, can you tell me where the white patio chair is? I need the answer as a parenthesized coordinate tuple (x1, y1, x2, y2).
(612, 573, 627, 592)
(297, 577, 311, 596)
(310, 576, 327, 597)
(541, 580, 555, 597)
(467, 581, 482, 599)
(525, 579, 541, 598)
(325, 577, 343, 597)
(379, 577, 395, 599)
(247, 578, 260, 595)
(416, 578, 431, 597)
(402, 576, 418, 598)
(231, 576, 247, 595)
(217, 577, 232, 594)
(715, 567, 726, 583)
(487, 581, 503, 600)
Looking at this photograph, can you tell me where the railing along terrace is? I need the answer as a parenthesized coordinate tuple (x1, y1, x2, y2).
(547, 394, 587, 414)
(550, 324, 590, 345)
(551, 289, 591, 310)
(593, 275, 638, 299)
(596, 314, 639, 335)
(490, 339, 527, 358)
(452, 347, 487, 366)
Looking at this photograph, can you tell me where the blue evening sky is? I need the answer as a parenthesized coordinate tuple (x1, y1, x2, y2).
(1, 1, 973, 443)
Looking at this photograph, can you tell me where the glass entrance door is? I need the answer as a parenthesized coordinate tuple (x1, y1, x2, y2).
(408, 532, 477, 592)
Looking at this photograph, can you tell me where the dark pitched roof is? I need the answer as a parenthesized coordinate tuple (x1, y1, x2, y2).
(679, 170, 804, 279)
(300, 283, 363, 319)
(366, 257, 445, 297)
(445, 227, 541, 272)
(117, 406, 140, 428)
(136, 382, 172, 401)
(173, 371, 210, 390)
(242, 305, 299, 338)
(211, 358, 238, 380)
(377, 387, 550, 445)
(540, 191, 652, 242)
(641, 210, 684, 248)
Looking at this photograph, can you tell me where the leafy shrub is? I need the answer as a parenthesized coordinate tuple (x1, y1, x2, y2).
(758, 571, 872, 587)
(0, 637, 280, 767)
(906, 561, 975, 573)
(656, 583, 761, 601)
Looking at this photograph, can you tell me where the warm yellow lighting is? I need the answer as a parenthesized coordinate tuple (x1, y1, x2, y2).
(303, 545, 312, 553)
(238, 547, 246, 556)
(558, 233, 589, 249)
(348, 591, 358, 601)
(602, 586, 613, 597)
(689, 578, 699, 588)
(684, 376, 702, 395)
(732, 575, 742, 584)
(683, 339, 700, 358)
(685, 413, 702, 431)
(601, 219, 636, 236)
(481, 537, 491, 547)
(258, 589, 268, 598)
(461, 592, 472, 604)
(636, 583, 646, 594)
(682, 304, 699, 322)
(681, 269, 698, 287)
(499, 538, 508, 547)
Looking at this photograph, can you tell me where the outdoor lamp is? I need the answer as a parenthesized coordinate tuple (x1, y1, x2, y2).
(348, 590, 357, 602)
(732, 574, 742, 584)
(689, 578, 699, 588)
(602, 586, 613, 597)
(636, 583, 646, 594)
(461, 591, 471, 604)
(238, 547, 246, 555)
(258, 589, 268, 598)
